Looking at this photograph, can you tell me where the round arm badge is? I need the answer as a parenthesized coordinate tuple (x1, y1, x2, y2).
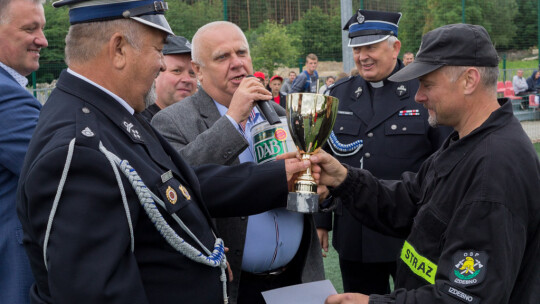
(450, 250, 488, 286)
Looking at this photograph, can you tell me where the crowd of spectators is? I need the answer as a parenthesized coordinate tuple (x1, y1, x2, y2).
(2, 1, 538, 304)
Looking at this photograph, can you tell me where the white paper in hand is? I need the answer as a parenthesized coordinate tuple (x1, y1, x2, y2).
(262, 279, 337, 304)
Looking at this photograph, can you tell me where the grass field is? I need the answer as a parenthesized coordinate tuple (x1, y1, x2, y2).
(500, 60, 538, 70)
(322, 232, 344, 293)
(535, 143, 540, 158)
(323, 232, 395, 294)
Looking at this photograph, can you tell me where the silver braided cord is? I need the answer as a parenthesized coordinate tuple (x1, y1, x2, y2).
(102, 142, 136, 253)
(327, 131, 363, 157)
(98, 143, 229, 303)
(43, 138, 76, 271)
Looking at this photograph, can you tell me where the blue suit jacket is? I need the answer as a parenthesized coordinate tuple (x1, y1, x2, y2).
(0, 66, 40, 303)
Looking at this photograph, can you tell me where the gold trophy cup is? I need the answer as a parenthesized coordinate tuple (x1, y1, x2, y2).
(286, 93, 339, 213)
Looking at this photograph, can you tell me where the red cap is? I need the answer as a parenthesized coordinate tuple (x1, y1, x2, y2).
(270, 75, 283, 83)
(253, 71, 266, 81)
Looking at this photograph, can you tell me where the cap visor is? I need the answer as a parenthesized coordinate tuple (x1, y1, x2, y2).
(349, 35, 389, 47)
(132, 15, 174, 35)
(388, 61, 443, 82)
(163, 49, 191, 55)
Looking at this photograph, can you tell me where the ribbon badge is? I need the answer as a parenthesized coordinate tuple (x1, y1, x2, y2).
(399, 109, 420, 116)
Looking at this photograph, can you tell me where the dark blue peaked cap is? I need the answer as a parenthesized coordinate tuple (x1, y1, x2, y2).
(163, 35, 191, 55)
(52, 0, 174, 35)
(343, 9, 401, 47)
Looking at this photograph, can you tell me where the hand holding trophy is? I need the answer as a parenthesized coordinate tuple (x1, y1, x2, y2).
(286, 93, 339, 213)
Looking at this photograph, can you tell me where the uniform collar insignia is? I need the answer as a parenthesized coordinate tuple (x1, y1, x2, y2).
(123, 120, 141, 140)
(396, 84, 407, 96)
(355, 86, 363, 98)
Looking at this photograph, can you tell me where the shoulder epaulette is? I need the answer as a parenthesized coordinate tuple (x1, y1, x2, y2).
(75, 104, 100, 149)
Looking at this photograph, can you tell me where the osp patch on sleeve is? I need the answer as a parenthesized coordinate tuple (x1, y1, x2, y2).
(450, 250, 488, 287)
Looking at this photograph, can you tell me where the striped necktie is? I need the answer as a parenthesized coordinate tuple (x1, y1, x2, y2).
(239, 109, 257, 134)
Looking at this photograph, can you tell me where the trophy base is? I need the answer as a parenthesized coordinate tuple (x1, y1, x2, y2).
(287, 192, 319, 213)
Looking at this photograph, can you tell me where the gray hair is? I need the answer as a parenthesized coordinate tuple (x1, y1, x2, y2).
(443, 66, 499, 91)
(387, 36, 398, 47)
(191, 21, 249, 67)
(65, 19, 143, 65)
(0, 0, 45, 24)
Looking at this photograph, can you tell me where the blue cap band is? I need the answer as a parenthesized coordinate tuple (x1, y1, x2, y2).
(68, 0, 160, 24)
(349, 22, 398, 37)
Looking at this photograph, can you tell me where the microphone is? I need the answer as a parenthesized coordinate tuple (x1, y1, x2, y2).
(246, 75, 281, 125)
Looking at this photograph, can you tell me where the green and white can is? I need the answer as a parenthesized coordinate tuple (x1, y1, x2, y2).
(251, 117, 296, 164)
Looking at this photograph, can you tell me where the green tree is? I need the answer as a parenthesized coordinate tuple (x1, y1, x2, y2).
(399, 0, 428, 55)
(166, 0, 222, 40)
(287, 6, 341, 61)
(250, 21, 300, 74)
(469, 0, 517, 49)
(512, 0, 537, 49)
(400, 0, 517, 53)
(41, 4, 69, 62)
(34, 2, 69, 83)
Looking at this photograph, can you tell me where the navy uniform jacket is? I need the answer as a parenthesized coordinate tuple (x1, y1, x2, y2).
(332, 99, 540, 303)
(315, 61, 450, 263)
(17, 70, 289, 304)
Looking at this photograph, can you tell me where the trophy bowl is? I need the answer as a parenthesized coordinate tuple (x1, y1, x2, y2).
(286, 93, 339, 213)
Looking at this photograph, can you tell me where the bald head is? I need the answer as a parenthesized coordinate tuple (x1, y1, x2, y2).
(191, 21, 248, 67)
(190, 21, 253, 106)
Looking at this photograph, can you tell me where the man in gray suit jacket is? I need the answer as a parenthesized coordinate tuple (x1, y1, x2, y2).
(152, 21, 324, 304)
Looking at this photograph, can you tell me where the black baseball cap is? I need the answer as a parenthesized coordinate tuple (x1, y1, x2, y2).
(163, 35, 192, 55)
(389, 24, 499, 82)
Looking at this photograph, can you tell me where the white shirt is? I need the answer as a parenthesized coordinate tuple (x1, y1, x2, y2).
(512, 75, 529, 95)
(0, 61, 29, 87)
(67, 68, 135, 115)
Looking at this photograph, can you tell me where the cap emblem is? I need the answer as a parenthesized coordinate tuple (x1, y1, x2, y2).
(356, 12, 365, 24)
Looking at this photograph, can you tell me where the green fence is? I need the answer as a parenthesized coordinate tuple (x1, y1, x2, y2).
(34, 0, 540, 85)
